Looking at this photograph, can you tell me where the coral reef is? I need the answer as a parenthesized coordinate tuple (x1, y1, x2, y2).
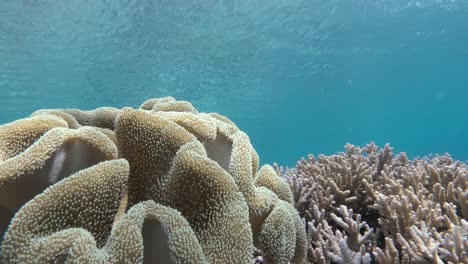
(2, 96, 466, 263)
(276, 143, 467, 263)
(0, 97, 305, 263)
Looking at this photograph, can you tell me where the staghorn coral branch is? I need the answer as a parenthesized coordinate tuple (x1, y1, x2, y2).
(281, 142, 468, 264)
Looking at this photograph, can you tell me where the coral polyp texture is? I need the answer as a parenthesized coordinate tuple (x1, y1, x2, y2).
(0, 97, 306, 264)
(275, 143, 467, 264)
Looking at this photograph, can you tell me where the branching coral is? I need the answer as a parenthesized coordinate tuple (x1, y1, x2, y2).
(277, 142, 468, 263)
(4, 98, 465, 263)
(0, 97, 305, 264)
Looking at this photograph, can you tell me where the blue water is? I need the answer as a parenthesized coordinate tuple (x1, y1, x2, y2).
(1, 0, 467, 166)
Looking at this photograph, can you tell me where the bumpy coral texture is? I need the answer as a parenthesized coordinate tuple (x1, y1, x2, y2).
(276, 143, 467, 264)
(115, 103, 306, 263)
(0, 97, 305, 264)
(1, 159, 129, 263)
(0, 118, 118, 245)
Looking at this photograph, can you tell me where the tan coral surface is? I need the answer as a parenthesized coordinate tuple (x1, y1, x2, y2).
(0, 97, 305, 264)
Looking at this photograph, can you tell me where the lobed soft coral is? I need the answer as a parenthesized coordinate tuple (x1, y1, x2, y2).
(0, 97, 305, 264)
(1, 159, 129, 263)
(0, 121, 118, 243)
(276, 143, 467, 263)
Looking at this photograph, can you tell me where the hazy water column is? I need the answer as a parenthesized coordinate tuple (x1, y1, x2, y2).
(0, 0, 467, 165)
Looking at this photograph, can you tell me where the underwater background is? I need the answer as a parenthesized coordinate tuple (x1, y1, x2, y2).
(0, 0, 467, 166)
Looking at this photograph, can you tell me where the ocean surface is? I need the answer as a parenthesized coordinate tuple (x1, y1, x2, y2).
(0, 0, 467, 166)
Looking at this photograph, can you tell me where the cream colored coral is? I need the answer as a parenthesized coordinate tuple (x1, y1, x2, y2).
(140, 97, 198, 113)
(1, 159, 129, 263)
(116, 103, 306, 263)
(160, 140, 253, 263)
(0, 97, 307, 264)
(0, 125, 118, 244)
(32, 109, 118, 145)
(217, 125, 306, 263)
(2, 164, 209, 263)
(255, 165, 294, 204)
(0, 126, 117, 189)
(115, 109, 253, 263)
(212, 113, 305, 264)
(259, 202, 297, 263)
(106, 200, 208, 264)
(33, 107, 120, 130)
(208, 112, 238, 128)
(152, 111, 217, 141)
(64, 107, 120, 130)
(139, 96, 176, 110)
(115, 108, 197, 205)
(31, 110, 81, 129)
(0, 115, 68, 161)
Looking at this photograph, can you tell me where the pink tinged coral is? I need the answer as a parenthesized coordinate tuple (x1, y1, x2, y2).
(281, 143, 468, 264)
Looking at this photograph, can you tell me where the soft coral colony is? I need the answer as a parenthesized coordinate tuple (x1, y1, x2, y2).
(0, 98, 466, 264)
(0, 97, 306, 263)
